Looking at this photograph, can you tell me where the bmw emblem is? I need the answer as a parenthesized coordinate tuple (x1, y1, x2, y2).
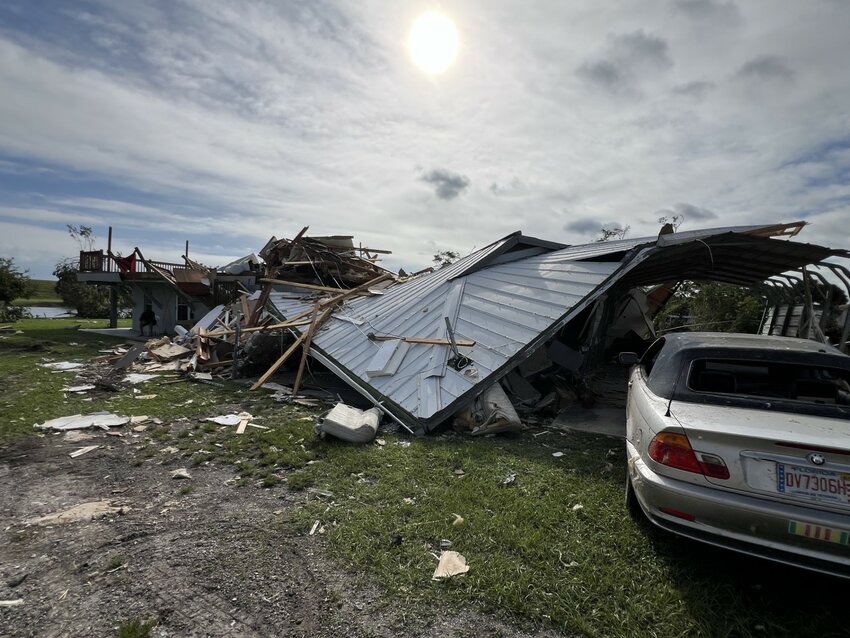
(809, 453, 826, 466)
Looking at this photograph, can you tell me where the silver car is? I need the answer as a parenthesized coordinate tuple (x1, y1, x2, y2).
(625, 332, 850, 578)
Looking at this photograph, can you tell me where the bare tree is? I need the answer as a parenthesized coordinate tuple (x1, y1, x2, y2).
(67, 225, 96, 251)
(596, 225, 630, 242)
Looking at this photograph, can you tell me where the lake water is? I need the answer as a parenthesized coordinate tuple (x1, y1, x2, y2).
(26, 306, 75, 318)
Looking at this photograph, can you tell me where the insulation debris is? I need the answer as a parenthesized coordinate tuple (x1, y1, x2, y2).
(35, 413, 130, 431)
(315, 403, 381, 443)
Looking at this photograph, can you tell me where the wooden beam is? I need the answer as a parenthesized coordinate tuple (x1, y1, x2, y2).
(249, 333, 308, 390)
(292, 304, 320, 395)
(259, 278, 345, 293)
(292, 226, 309, 243)
(239, 294, 250, 323)
(201, 318, 312, 338)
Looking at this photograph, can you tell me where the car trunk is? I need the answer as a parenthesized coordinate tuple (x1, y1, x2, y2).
(671, 402, 850, 513)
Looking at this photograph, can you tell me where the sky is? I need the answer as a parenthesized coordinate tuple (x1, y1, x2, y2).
(1, 0, 849, 278)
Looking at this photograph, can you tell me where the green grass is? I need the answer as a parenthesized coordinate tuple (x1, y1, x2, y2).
(2, 320, 849, 638)
(12, 278, 63, 306)
(116, 618, 156, 638)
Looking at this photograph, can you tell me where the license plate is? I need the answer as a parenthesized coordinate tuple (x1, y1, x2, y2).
(777, 463, 850, 505)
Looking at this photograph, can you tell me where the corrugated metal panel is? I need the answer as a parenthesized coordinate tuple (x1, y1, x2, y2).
(267, 225, 837, 430)
(270, 239, 626, 429)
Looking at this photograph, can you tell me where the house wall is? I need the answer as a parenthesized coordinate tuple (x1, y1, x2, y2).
(131, 283, 178, 335)
(131, 282, 212, 335)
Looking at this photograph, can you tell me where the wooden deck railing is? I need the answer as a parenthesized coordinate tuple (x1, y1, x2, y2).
(78, 251, 184, 275)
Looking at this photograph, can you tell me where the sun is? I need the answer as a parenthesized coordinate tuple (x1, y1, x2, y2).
(408, 11, 459, 75)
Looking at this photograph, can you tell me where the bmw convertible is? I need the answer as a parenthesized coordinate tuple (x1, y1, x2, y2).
(625, 332, 850, 578)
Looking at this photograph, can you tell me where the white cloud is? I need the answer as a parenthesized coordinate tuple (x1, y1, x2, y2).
(0, 0, 848, 281)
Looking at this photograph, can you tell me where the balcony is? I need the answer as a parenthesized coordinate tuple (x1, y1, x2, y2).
(79, 251, 185, 280)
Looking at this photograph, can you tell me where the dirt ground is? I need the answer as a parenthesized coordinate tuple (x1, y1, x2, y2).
(0, 431, 564, 638)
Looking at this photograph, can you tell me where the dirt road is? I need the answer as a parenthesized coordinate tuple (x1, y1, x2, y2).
(0, 432, 558, 638)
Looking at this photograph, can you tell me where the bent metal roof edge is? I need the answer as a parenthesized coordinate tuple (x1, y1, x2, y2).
(269, 225, 846, 432)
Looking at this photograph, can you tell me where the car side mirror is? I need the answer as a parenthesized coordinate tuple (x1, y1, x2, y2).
(618, 352, 639, 366)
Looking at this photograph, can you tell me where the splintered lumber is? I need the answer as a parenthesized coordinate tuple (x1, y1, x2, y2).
(239, 294, 250, 322)
(259, 278, 345, 293)
(247, 282, 273, 328)
(293, 304, 320, 395)
(249, 333, 308, 390)
(201, 318, 313, 338)
(245, 272, 395, 386)
(369, 335, 476, 347)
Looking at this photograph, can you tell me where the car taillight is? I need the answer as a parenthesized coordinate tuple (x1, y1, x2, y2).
(647, 432, 729, 479)
(695, 452, 730, 480)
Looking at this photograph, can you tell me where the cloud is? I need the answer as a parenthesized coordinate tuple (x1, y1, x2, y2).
(420, 168, 471, 200)
(656, 202, 718, 222)
(489, 177, 528, 197)
(576, 30, 672, 93)
(672, 80, 715, 99)
(735, 55, 795, 84)
(673, 0, 742, 27)
(564, 218, 603, 235)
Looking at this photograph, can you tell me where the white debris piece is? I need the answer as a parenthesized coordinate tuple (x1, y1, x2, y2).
(40, 362, 83, 371)
(170, 468, 192, 480)
(552, 452, 564, 458)
(205, 412, 252, 428)
(124, 373, 159, 384)
(61, 384, 96, 393)
(35, 412, 130, 431)
(315, 404, 381, 443)
(432, 551, 470, 580)
(69, 445, 100, 458)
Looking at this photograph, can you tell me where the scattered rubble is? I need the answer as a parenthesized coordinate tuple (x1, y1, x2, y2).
(35, 412, 130, 431)
(26, 501, 126, 525)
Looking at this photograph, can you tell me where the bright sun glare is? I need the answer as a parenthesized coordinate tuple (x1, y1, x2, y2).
(408, 11, 458, 75)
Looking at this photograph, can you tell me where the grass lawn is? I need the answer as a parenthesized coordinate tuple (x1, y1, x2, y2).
(12, 278, 64, 306)
(1, 319, 848, 638)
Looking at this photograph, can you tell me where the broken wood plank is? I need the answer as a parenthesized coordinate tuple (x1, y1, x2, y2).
(69, 445, 100, 458)
(249, 333, 308, 390)
(259, 278, 346, 293)
(236, 417, 249, 434)
(239, 294, 250, 323)
(293, 304, 320, 395)
(201, 318, 312, 338)
(368, 335, 476, 347)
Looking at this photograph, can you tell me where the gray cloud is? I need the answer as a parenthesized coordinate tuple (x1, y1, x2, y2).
(672, 80, 716, 99)
(735, 55, 795, 83)
(564, 218, 628, 235)
(420, 168, 471, 200)
(609, 31, 673, 72)
(490, 177, 527, 197)
(656, 202, 718, 222)
(673, 0, 742, 27)
(576, 60, 630, 92)
(564, 218, 601, 234)
(576, 30, 672, 93)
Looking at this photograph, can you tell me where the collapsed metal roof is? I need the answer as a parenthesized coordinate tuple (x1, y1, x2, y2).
(269, 223, 848, 432)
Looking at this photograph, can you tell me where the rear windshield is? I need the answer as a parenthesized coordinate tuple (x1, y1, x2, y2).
(688, 359, 850, 406)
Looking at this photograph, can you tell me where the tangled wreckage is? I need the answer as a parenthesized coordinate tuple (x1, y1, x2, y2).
(78, 222, 850, 437)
